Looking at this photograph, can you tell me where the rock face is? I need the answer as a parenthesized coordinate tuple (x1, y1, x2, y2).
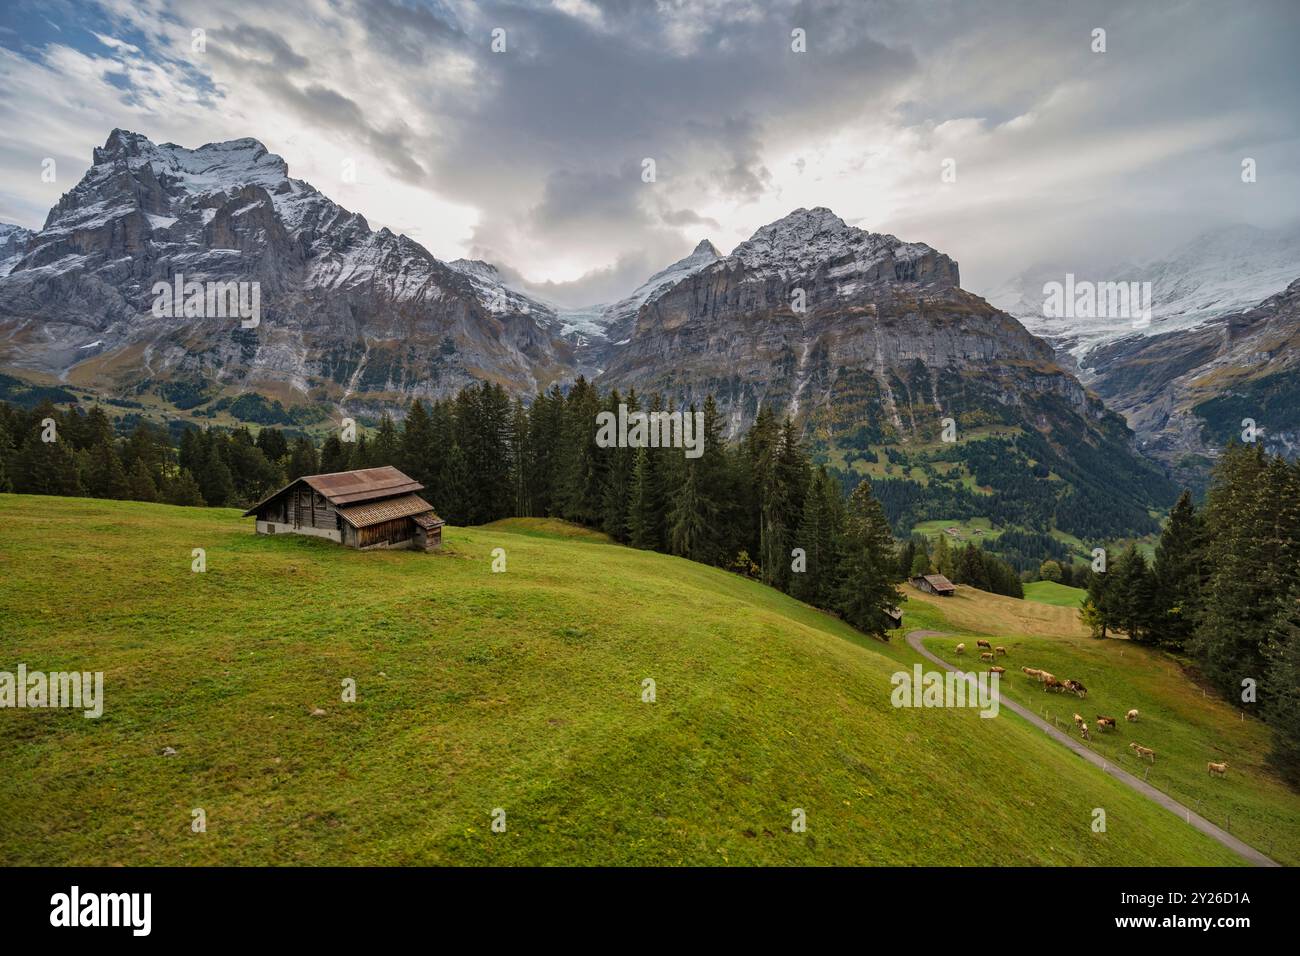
(601, 207, 1102, 437)
(0, 130, 573, 415)
(1085, 278, 1300, 478)
(0, 223, 35, 276)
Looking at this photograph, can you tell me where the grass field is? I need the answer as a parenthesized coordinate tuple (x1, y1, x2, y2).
(913, 587, 1300, 866)
(1024, 580, 1087, 608)
(0, 495, 1276, 866)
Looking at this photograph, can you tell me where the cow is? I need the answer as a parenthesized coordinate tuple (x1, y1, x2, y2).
(955, 643, 966, 655)
(995, 646, 1007, 656)
(976, 640, 991, 651)
(1079, 722, 1092, 741)
(1064, 679, 1088, 698)
(1044, 677, 1066, 693)
(1126, 709, 1139, 722)
(1038, 671, 1056, 686)
(1096, 716, 1117, 731)
(1022, 667, 1043, 680)
(989, 665, 1006, 675)
(1207, 761, 1228, 777)
(1072, 713, 1085, 727)
(1129, 742, 1155, 762)
(980, 651, 995, 662)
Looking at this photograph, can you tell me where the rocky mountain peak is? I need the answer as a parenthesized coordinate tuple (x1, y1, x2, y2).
(726, 206, 956, 288)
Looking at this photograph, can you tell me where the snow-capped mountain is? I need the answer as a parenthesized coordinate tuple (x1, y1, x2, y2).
(986, 223, 1300, 369)
(557, 239, 722, 347)
(0, 129, 573, 410)
(0, 223, 35, 277)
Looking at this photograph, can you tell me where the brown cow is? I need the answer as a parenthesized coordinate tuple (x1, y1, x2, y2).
(1126, 709, 1139, 722)
(980, 651, 995, 662)
(1043, 677, 1066, 693)
(1129, 742, 1156, 762)
(955, 643, 966, 655)
(976, 640, 992, 651)
(1079, 722, 1092, 741)
(989, 665, 1006, 675)
(995, 646, 1007, 656)
(1072, 713, 1085, 726)
(1096, 716, 1117, 731)
(1064, 679, 1088, 698)
(1207, 761, 1228, 777)
(1022, 666, 1042, 679)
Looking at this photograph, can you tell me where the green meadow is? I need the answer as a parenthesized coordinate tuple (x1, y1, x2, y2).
(0, 494, 1275, 866)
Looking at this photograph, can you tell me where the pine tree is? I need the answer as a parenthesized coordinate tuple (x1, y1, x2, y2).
(1263, 592, 1300, 787)
(166, 469, 205, 506)
(85, 441, 130, 499)
(319, 433, 352, 474)
(1151, 490, 1204, 650)
(835, 479, 901, 638)
(1109, 544, 1155, 642)
(126, 458, 158, 502)
(933, 530, 954, 579)
(286, 436, 319, 481)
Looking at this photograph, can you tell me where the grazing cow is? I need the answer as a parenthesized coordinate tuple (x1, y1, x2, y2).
(1207, 761, 1228, 777)
(1044, 677, 1066, 693)
(1022, 667, 1043, 680)
(1126, 709, 1139, 722)
(955, 643, 966, 655)
(989, 665, 1006, 676)
(980, 651, 995, 662)
(1080, 722, 1092, 741)
(1064, 679, 1088, 698)
(976, 639, 992, 651)
(1072, 713, 1085, 726)
(1038, 671, 1056, 685)
(1096, 716, 1117, 730)
(995, 646, 1007, 656)
(1129, 742, 1156, 762)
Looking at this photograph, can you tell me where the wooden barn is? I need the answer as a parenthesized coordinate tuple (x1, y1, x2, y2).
(911, 573, 956, 596)
(242, 466, 445, 552)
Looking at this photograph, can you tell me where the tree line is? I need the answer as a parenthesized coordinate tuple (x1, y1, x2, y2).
(1081, 443, 1300, 786)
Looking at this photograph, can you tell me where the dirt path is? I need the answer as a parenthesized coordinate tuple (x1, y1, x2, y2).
(906, 630, 1279, 867)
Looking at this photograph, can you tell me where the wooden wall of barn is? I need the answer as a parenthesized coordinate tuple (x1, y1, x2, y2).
(357, 517, 415, 549)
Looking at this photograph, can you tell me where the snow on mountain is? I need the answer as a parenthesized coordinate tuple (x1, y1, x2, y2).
(0, 223, 35, 276)
(986, 223, 1300, 367)
(558, 239, 722, 345)
(728, 207, 939, 285)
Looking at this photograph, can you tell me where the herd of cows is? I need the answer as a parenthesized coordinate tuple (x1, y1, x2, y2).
(953, 639, 1230, 779)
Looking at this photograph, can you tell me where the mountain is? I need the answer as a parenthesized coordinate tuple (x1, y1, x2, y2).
(0, 132, 1175, 540)
(987, 223, 1300, 366)
(598, 207, 1175, 540)
(0, 223, 35, 276)
(0, 129, 573, 421)
(1084, 278, 1300, 481)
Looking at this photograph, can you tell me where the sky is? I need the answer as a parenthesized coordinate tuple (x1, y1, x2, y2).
(1, 0, 1297, 306)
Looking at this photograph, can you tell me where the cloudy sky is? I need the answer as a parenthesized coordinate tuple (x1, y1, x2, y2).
(1, 0, 1297, 305)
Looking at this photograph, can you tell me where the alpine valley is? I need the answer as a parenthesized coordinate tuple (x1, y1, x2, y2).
(7, 130, 1295, 547)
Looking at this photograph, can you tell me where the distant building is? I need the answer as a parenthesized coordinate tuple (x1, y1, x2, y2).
(910, 573, 956, 596)
(243, 466, 445, 552)
(885, 606, 904, 628)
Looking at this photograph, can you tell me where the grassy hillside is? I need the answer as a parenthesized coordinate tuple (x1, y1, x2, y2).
(1024, 580, 1086, 608)
(0, 494, 1256, 866)
(912, 588, 1300, 866)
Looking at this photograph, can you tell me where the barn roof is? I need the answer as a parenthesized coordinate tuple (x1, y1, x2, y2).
(922, 573, 956, 591)
(242, 466, 425, 516)
(336, 493, 441, 529)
